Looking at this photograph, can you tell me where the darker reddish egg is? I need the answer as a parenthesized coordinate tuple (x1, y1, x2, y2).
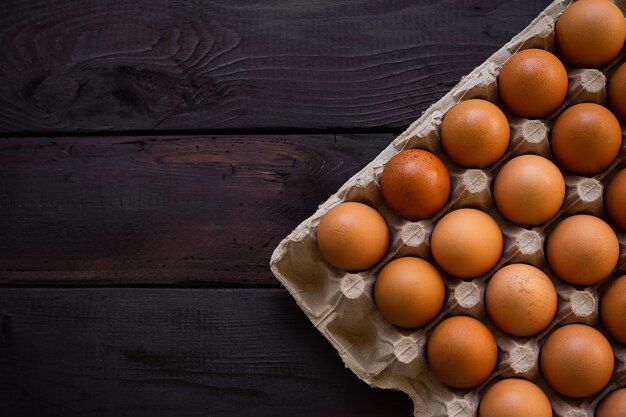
(380, 149, 450, 220)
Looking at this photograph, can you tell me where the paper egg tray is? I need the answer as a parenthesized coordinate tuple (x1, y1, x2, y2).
(270, 0, 626, 415)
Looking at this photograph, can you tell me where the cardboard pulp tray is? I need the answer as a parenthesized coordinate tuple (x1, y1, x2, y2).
(270, 1, 626, 415)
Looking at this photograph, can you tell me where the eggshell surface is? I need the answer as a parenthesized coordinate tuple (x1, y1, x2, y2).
(551, 103, 622, 176)
(596, 388, 626, 417)
(441, 99, 510, 168)
(430, 208, 503, 279)
(498, 49, 568, 118)
(556, 0, 626, 68)
(546, 215, 619, 286)
(608, 62, 626, 121)
(427, 316, 498, 389)
(494, 154, 565, 226)
(380, 149, 450, 220)
(316, 202, 389, 271)
(600, 275, 626, 344)
(605, 168, 626, 231)
(479, 378, 552, 417)
(540, 324, 615, 398)
(374, 257, 445, 328)
(485, 264, 558, 337)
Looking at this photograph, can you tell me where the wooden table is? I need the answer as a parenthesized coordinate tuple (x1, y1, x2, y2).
(0, 1, 550, 415)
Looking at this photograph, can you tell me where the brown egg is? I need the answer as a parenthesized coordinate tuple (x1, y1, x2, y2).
(316, 202, 389, 271)
(441, 99, 510, 168)
(556, 0, 626, 68)
(427, 316, 498, 389)
(600, 275, 626, 344)
(494, 155, 565, 226)
(485, 264, 558, 337)
(546, 215, 619, 286)
(608, 62, 626, 121)
(498, 49, 568, 118)
(605, 168, 626, 231)
(431, 208, 503, 279)
(551, 103, 622, 175)
(596, 388, 626, 417)
(540, 324, 614, 398)
(479, 378, 552, 417)
(374, 257, 445, 328)
(380, 149, 450, 220)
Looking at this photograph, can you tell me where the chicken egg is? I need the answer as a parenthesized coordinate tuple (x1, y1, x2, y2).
(380, 149, 450, 220)
(608, 62, 626, 121)
(551, 103, 622, 176)
(374, 257, 445, 328)
(546, 214, 619, 286)
(485, 264, 557, 337)
(427, 315, 498, 389)
(498, 49, 568, 118)
(431, 208, 503, 279)
(596, 388, 626, 417)
(605, 168, 626, 231)
(494, 154, 565, 226)
(316, 202, 389, 271)
(556, 0, 626, 68)
(479, 378, 552, 417)
(540, 324, 615, 398)
(600, 275, 626, 344)
(441, 99, 510, 168)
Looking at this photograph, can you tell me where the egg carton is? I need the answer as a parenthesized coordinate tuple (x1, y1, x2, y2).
(269, 0, 626, 415)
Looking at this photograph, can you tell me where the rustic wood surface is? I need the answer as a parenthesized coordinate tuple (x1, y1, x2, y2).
(0, 0, 553, 416)
(0, 0, 548, 133)
(0, 134, 392, 286)
(0, 288, 413, 416)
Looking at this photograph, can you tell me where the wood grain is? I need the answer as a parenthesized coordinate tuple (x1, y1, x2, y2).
(0, 288, 413, 417)
(0, 133, 392, 286)
(0, 0, 550, 133)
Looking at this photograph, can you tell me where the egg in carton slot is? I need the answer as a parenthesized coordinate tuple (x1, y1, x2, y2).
(270, 0, 626, 416)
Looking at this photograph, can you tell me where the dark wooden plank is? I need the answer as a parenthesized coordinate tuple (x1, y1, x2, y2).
(0, 134, 392, 286)
(0, 288, 413, 417)
(0, 0, 550, 133)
